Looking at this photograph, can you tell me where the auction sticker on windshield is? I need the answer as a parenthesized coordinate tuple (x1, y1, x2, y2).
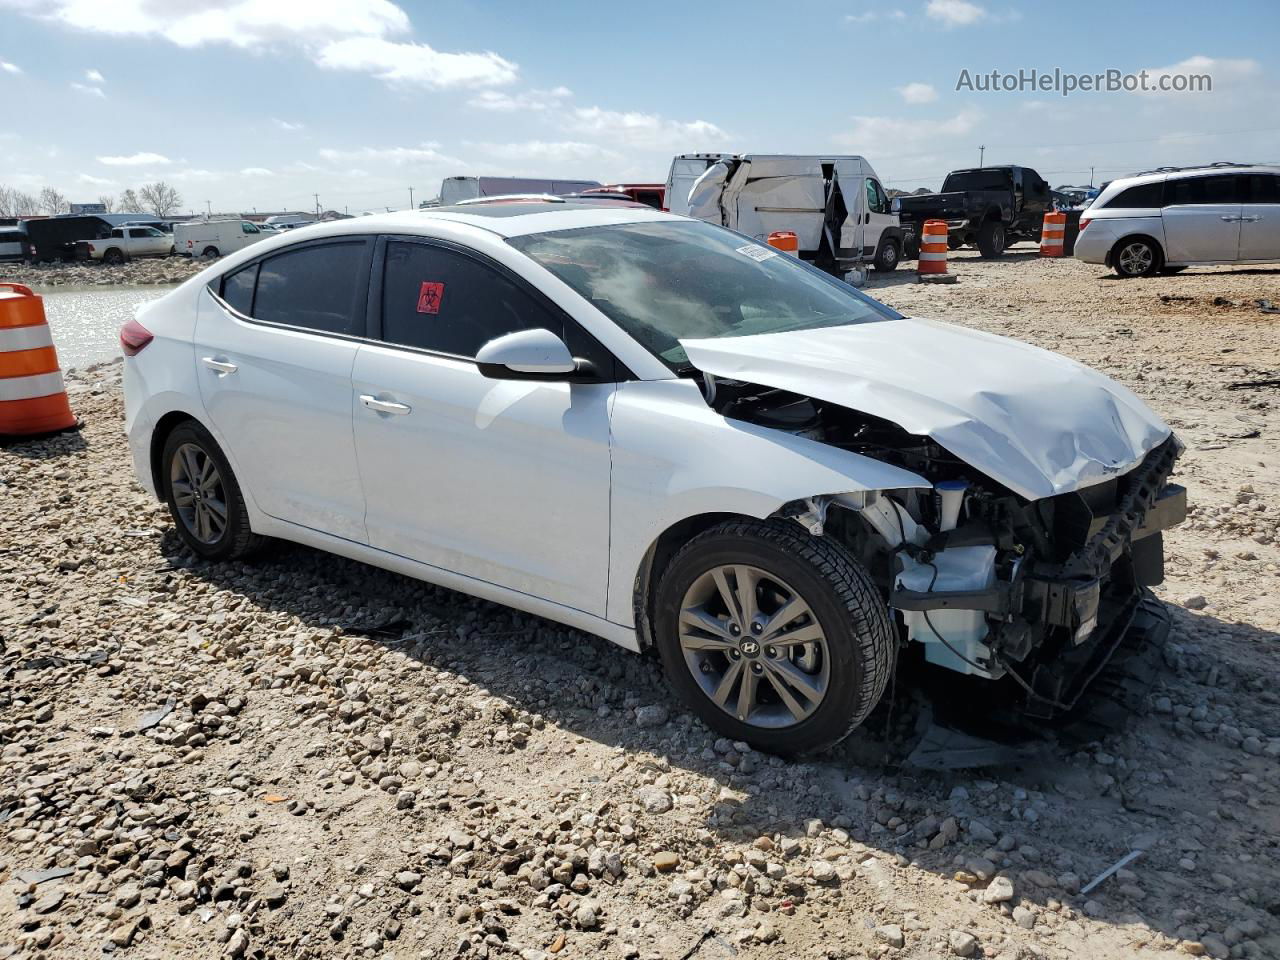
(735, 243, 778, 263)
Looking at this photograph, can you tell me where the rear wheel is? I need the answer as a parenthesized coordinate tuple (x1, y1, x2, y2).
(161, 421, 263, 561)
(654, 519, 894, 755)
(103, 248, 125, 265)
(1112, 237, 1161, 277)
(977, 221, 1007, 258)
(202, 246, 220, 259)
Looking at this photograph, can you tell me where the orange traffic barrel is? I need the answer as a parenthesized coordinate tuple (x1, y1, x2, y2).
(0, 283, 77, 437)
(766, 231, 799, 256)
(918, 220, 949, 275)
(1040, 211, 1067, 257)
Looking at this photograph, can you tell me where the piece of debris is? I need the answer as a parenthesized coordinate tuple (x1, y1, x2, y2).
(137, 699, 175, 732)
(1213, 296, 1235, 307)
(1226, 377, 1280, 391)
(1159, 294, 1192, 303)
(905, 723, 1042, 770)
(1257, 298, 1280, 314)
(1080, 849, 1145, 895)
(17, 867, 74, 886)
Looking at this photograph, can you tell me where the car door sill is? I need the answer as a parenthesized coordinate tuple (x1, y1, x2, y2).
(256, 514, 640, 652)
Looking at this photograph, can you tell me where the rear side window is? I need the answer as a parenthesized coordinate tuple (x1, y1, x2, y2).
(1100, 182, 1164, 209)
(379, 241, 564, 358)
(1164, 174, 1242, 206)
(220, 264, 258, 316)
(1244, 174, 1280, 204)
(253, 242, 368, 336)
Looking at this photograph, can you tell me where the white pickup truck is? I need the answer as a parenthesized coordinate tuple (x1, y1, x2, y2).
(87, 225, 174, 264)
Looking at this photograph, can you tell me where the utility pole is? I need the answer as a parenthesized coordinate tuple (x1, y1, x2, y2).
(313, 193, 320, 216)
(978, 145, 985, 168)
(408, 186, 415, 210)
(1089, 166, 1095, 187)
(205, 200, 212, 217)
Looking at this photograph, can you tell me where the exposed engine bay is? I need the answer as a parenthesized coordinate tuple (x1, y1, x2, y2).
(702, 375, 1187, 717)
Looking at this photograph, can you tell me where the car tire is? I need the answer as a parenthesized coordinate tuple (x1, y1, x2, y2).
(977, 221, 1006, 258)
(103, 248, 125, 265)
(653, 518, 894, 756)
(872, 238, 900, 272)
(161, 421, 264, 561)
(202, 246, 220, 259)
(1111, 237, 1162, 277)
(947, 235, 964, 251)
(902, 235, 920, 260)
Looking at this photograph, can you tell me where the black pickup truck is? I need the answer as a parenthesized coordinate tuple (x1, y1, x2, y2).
(897, 165, 1074, 259)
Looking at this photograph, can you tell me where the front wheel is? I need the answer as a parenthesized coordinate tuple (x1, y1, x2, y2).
(654, 519, 894, 755)
(162, 421, 264, 561)
(872, 238, 900, 272)
(977, 221, 1006, 258)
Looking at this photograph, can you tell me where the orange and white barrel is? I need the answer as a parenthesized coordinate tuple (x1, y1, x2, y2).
(766, 231, 799, 256)
(917, 220, 949, 275)
(0, 283, 77, 437)
(1040, 211, 1067, 257)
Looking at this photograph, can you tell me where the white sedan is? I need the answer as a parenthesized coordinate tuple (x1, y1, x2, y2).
(121, 202, 1185, 754)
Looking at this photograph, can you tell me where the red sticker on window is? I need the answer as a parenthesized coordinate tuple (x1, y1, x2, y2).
(416, 281, 444, 315)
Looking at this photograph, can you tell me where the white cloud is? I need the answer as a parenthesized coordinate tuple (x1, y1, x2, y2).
(77, 172, 115, 186)
(566, 107, 730, 150)
(837, 109, 982, 155)
(85, 67, 104, 83)
(98, 152, 171, 166)
(469, 86, 572, 112)
(71, 81, 105, 97)
(473, 140, 621, 164)
(318, 143, 460, 167)
(845, 10, 906, 22)
(0, 59, 21, 74)
(4, 1, 517, 90)
(273, 118, 304, 131)
(897, 82, 938, 104)
(925, 0, 986, 26)
(1137, 55, 1259, 97)
(315, 37, 516, 89)
(240, 167, 274, 177)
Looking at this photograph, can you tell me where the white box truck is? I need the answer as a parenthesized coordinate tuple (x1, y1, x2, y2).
(174, 219, 269, 259)
(439, 176, 602, 206)
(672, 154, 904, 275)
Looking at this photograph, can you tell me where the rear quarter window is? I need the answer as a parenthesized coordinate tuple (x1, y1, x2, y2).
(1100, 182, 1164, 209)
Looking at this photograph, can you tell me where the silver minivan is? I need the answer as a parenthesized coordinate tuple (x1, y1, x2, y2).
(1075, 162, 1280, 276)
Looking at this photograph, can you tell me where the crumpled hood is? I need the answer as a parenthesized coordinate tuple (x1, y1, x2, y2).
(681, 318, 1171, 501)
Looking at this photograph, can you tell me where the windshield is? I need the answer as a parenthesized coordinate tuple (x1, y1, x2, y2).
(508, 220, 895, 370)
(942, 171, 1011, 192)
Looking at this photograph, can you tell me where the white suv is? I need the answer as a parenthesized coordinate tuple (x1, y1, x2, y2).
(1075, 162, 1280, 276)
(120, 203, 1185, 754)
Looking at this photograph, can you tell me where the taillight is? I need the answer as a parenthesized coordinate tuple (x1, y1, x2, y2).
(87, 243, 95, 252)
(119, 319, 154, 356)
(1078, 218, 1090, 232)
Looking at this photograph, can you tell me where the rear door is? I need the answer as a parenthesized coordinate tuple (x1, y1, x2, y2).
(1161, 173, 1243, 262)
(350, 236, 615, 615)
(1239, 172, 1280, 261)
(195, 237, 373, 542)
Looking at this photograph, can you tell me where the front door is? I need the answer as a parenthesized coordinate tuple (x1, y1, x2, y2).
(1239, 172, 1280, 261)
(1161, 173, 1242, 262)
(195, 237, 373, 542)
(864, 178, 894, 259)
(351, 237, 614, 616)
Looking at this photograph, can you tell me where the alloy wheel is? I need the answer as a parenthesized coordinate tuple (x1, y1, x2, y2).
(170, 442, 228, 545)
(678, 564, 830, 728)
(1118, 242, 1154, 275)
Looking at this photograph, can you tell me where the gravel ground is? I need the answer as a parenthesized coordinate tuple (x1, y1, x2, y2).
(3, 258, 206, 288)
(2, 248, 1279, 960)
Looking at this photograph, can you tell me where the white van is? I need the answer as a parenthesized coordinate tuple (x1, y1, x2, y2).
(682, 154, 903, 274)
(439, 176, 602, 206)
(664, 153, 736, 215)
(174, 219, 269, 259)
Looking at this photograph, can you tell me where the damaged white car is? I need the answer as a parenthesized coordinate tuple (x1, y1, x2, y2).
(122, 203, 1186, 754)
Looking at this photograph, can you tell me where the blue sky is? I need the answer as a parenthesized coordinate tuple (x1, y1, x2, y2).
(2, 0, 1278, 214)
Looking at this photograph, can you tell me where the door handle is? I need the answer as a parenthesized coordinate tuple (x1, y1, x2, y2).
(1240, 215, 1262, 222)
(1219, 215, 1239, 222)
(201, 357, 238, 376)
(359, 395, 411, 415)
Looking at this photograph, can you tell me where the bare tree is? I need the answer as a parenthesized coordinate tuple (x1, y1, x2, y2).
(139, 181, 181, 217)
(97, 195, 116, 213)
(0, 185, 15, 217)
(39, 186, 69, 215)
(12, 190, 39, 215)
(118, 188, 142, 212)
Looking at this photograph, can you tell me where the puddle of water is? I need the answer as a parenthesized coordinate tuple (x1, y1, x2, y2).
(33, 284, 179, 370)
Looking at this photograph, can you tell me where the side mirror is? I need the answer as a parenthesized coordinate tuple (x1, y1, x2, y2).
(476, 328, 579, 380)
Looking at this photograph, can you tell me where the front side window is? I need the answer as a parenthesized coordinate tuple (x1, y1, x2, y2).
(1164, 174, 1242, 206)
(242, 222, 260, 234)
(111, 229, 124, 238)
(1244, 174, 1280, 204)
(508, 220, 894, 371)
(253, 242, 368, 335)
(866, 179, 888, 214)
(380, 241, 564, 357)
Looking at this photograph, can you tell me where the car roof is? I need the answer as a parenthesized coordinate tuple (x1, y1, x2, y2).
(285, 202, 677, 240)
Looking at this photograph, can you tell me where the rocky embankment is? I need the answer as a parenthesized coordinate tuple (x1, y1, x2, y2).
(2, 257, 206, 288)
